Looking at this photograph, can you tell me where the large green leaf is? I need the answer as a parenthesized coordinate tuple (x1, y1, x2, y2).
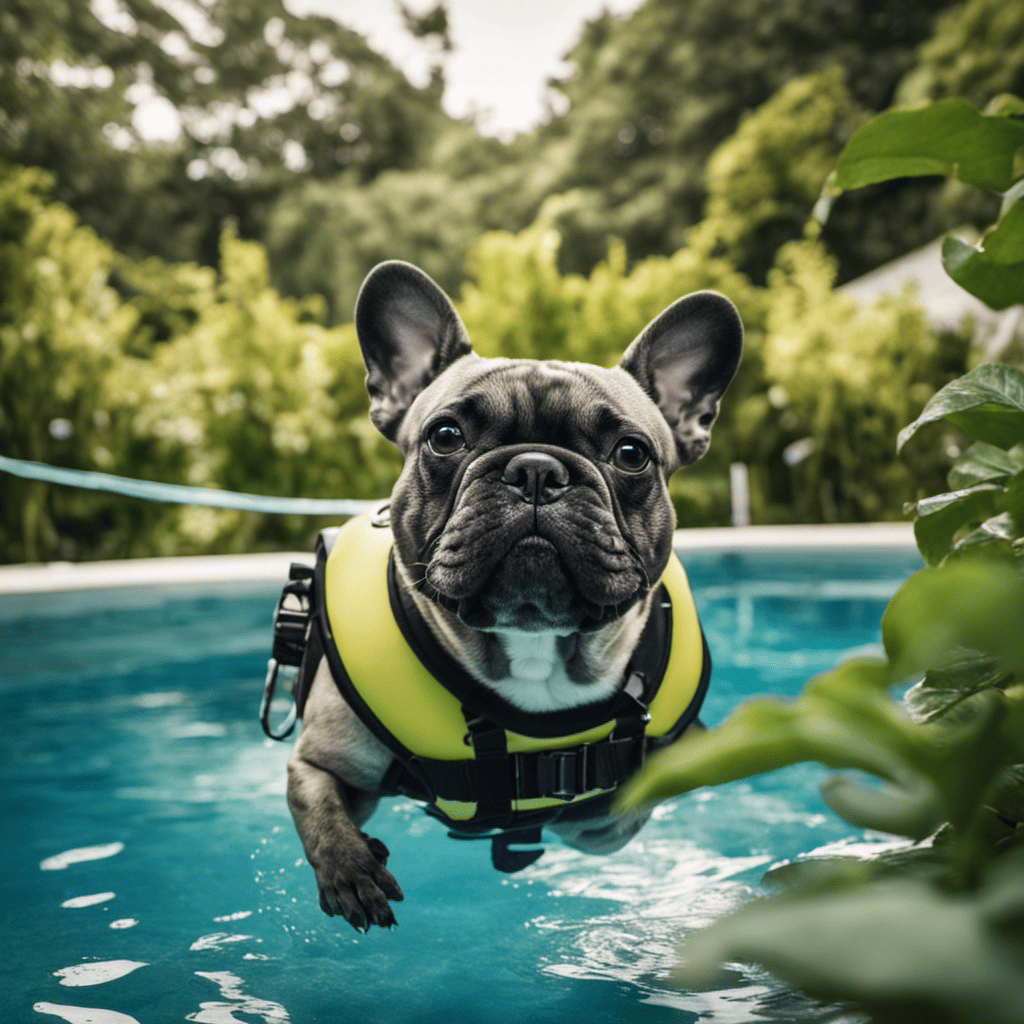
(904, 653, 1011, 722)
(617, 660, 902, 802)
(939, 147, 1024, 311)
(948, 442, 1024, 488)
(615, 657, 956, 840)
(953, 512, 1021, 556)
(981, 194, 1024, 263)
(897, 364, 1024, 452)
(819, 772, 946, 840)
(833, 99, 1024, 193)
(674, 866, 1024, 1022)
(942, 235, 1024, 311)
(882, 562, 1024, 681)
(912, 483, 1003, 566)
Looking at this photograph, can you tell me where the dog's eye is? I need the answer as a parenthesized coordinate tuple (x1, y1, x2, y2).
(611, 437, 650, 472)
(427, 420, 466, 455)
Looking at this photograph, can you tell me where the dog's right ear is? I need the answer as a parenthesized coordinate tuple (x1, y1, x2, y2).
(355, 261, 473, 442)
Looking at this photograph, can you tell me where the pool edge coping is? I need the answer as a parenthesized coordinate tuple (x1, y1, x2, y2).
(0, 523, 917, 594)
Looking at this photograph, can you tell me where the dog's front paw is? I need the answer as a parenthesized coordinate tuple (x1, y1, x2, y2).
(312, 833, 404, 932)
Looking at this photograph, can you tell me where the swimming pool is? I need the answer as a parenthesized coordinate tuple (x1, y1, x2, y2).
(2, 541, 922, 1024)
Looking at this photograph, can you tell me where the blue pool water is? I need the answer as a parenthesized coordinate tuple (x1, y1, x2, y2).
(2, 548, 922, 1024)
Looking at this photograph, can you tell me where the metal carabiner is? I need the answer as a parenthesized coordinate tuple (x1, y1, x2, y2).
(260, 657, 297, 740)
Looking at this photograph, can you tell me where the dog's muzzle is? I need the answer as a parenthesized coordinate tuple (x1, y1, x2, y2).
(420, 444, 649, 631)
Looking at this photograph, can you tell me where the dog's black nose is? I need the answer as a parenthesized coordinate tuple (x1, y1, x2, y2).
(502, 452, 569, 505)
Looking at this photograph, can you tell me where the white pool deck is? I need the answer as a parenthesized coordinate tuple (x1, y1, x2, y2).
(0, 523, 916, 595)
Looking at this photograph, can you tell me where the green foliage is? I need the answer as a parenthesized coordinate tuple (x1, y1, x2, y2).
(460, 195, 760, 364)
(942, 209, 1024, 311)
(698, 69, 865, 282)
(266, 164, 510, 325)
(523, 0, 956, 278)
(0, 165, 396, 562)
(899, 364, 1024, 566)
(0, 163, 145, 560)
(832, 96, 1024, 311)
(617, 91, 1024, 1022)
(896, 0, 1024, 110)
(675, 854, 1024, 1024)
(1, 0, 980, 311)
(0, 0, 458, 267)
(752, 237, 967, 523)
(834, 98, 1024, 193)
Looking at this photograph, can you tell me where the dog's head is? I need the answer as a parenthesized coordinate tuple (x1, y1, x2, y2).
(355, 261, 742, 636)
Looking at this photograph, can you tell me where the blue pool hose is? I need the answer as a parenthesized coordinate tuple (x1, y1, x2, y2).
(0, 453, 380, 516)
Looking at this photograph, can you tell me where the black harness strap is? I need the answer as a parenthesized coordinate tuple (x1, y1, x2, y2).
(407, 726, 648, 805)
(463, 710, 514, 825)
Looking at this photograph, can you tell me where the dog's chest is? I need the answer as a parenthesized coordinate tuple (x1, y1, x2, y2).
(485, 630, 619, 713)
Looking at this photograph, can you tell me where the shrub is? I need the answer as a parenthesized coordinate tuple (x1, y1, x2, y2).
(0, 166, 398, 562)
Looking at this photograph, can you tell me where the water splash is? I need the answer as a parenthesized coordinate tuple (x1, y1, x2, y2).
(187, 972, 289, 1024)
(521, 821, 862, 1021)
(34, 1002, 141, 1024)
(188, 933, 254, 952)
(528, 839, 768, 989)
(61, 893, 115, 909)
(53, 962, 148, 987)
(40, 844, 125, 872)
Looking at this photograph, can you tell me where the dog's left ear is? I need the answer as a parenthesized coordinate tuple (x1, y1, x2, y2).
(619, 291, 743, 466)
(355, 261, 473, 442)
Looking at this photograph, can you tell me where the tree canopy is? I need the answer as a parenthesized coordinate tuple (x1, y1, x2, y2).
(0, 0, 459, 265)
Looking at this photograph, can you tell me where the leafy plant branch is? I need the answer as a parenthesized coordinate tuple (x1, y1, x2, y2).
(616, 92, 1024, 1022)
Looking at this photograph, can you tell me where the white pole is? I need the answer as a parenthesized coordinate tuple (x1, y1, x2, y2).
(730, 462, 750, 528)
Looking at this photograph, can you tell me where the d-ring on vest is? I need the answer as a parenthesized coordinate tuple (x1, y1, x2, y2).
(263, 508, 711, 871)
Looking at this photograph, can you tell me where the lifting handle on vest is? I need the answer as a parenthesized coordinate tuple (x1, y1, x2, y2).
(260, 562, 314, 740)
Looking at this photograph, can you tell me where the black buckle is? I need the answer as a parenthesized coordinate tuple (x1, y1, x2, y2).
(537, 747, 590, 800)
(271, 565, 313, 666)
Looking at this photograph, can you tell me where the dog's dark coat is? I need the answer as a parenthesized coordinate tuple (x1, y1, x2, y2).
(286, 261, 742, 931)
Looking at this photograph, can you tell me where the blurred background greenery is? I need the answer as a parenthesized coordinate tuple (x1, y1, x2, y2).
(2, 0, 1023, 563)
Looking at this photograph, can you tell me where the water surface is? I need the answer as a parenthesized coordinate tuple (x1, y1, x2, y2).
(1, 548, 922, 1024)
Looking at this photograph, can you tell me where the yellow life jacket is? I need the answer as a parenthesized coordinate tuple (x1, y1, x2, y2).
(300, 510, 710, 842)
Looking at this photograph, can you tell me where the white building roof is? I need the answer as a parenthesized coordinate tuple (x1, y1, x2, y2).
(840, 233, 1022, 355)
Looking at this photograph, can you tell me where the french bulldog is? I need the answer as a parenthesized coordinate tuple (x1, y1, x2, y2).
(286, 260, 742, 931)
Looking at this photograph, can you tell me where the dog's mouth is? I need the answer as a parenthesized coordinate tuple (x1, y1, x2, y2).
(429, 539, 643, 632)
(425, 528, 647, 633)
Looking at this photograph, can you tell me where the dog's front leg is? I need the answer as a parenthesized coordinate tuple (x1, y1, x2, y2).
(287, 750, 403, 930)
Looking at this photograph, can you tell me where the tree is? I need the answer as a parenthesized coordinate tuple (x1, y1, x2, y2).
(0, 164, 397, 563)
(896, 0, 1024, 110)
(523, 0, 958, 276)
(0, 0, 455, 266)
(265, 124, 518, 324)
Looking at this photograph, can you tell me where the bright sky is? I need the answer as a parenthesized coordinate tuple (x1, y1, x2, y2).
(289, 0, 645, 138)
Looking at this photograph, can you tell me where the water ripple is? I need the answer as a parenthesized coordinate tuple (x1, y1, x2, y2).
(34, 1002, 141, 1024)
(40, 843, 124, 872)
(53, 961, 148, 988)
